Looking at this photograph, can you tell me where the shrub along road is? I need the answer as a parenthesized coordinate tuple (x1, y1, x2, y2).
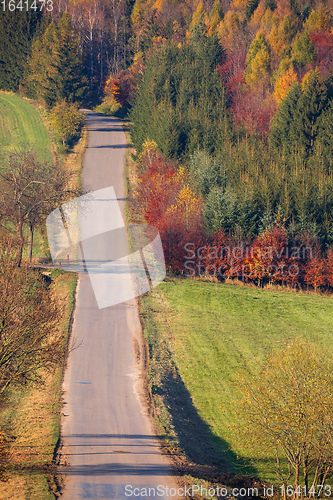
(59, 112, 177, 500)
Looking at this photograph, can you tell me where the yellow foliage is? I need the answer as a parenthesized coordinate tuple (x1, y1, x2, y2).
(245, 48, 270, 87)
(131, 0, 146, 31)
(166, 185, 202, 230)
(152, 0, 164, 12)
(269, 16, 295, 57)
(137, 139, 160, 170)
(138, 139, 159, 166)
(177, 166, 187, 180)
(217, 10, 245, 52)
(250, 2, 278, 36)
(301, 68, 322, 91)
(103, 74, 115, 96)
(231, 0, 247, 9)
(269, 23, 286, 57)
(207, 0, 224, 35)
(274, 67, 298, 103)
(304, 7, 330, 33)
(188, 2, 208, 34)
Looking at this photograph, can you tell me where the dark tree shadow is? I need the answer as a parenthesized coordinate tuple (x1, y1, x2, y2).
(156, 362, 261, 484)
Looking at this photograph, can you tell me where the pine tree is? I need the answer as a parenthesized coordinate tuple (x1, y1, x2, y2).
(270, 82, 302, 152)
(25, 13, 88, 108)
(316, 101, 333, 170)
(0, 4, 44, 91)
(44, 14, 88, 108)
(291, 31, 315, 68)
(208, 0, 224, 34)
(130, 36, 228, 159)
(270, 71, 331, 156)
(245, 0, 260, 19)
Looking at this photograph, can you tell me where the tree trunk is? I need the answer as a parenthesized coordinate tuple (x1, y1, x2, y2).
(16, 221, 24, 268)
(112, 0, 119, 74)
(28, 223, 34, 265)
(98, 24, 103, 95)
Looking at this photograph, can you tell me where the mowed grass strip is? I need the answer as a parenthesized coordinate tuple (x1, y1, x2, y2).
(141, 278, 333, 484)
(0, 92, 53, 163)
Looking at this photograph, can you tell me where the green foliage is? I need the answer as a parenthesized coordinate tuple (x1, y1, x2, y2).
(246, 31, 270, 66)
(246, 0, 260, 19)
(49, 268, 64, 279)
(270, 71, 333, 155)
(49, 101, 84, 146)
(0, 3, 44, 91)
(190, 134, 333, 244)
(316, 101, 333, 170)
(24, 13, 88, 108)
(130, 36, 228, 159)
(141, 278, 333, 482)
(270, 82, 303, 152)
(290, 31, 315, 67)
(189, 150, 226, 196)
(209, 0, 224, 31)
(94, 97, 121, 116)
(281, 15, 296, 45)
(128, 0, 333, 246)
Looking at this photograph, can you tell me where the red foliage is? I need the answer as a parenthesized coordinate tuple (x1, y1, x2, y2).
(217, 52, 246, 107)
(304, 256, 327, 289)
(112, 71, 133, 107)
(310, 32, 333, 79)
(137, 151, 333, 291)
(218, 52, 276, 139)
(137, 155, 204, 273)
(137, 155, 182, 229)
(232, 90, 277, 139)
(324, 248, 333, 288)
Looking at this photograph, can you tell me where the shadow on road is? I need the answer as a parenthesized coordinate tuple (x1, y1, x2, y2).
(89, 128, 124, 132)
(87, 144, 132, 149)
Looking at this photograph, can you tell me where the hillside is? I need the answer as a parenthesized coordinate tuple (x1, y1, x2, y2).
(0, 92, 53, 163)
(141, 278, 333, 486)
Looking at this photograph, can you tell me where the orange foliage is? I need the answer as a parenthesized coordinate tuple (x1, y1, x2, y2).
(274, 67, 298, 103)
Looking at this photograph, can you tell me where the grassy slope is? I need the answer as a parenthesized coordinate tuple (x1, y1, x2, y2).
(140, 278, 333, 486)
(0, 92, 53, 163)
(0, 94, 83, 498)
(0, 271, 77, 500)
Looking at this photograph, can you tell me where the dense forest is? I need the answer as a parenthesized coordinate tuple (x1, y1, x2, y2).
(2, 0, 333, 288)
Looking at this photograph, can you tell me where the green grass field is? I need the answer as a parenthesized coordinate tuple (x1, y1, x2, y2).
(0, 92, 53, 163)
(141, 278, 333, 485)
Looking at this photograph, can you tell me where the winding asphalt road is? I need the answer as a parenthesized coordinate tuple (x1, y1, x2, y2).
(59, 112, 178, 500)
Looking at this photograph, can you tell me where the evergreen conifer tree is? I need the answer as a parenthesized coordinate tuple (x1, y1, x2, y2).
(0, 5, 44, 91)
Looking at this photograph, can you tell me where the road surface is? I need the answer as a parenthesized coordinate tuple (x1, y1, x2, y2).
(59, 112, 178, 500)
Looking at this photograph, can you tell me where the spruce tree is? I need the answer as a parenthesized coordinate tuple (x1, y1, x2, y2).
(0, 5, 44, 91)
(270, 71, 332, 157)
(269, 83, 302, 153)
(130, 33, 228, 159)
(24, 13, 88, 108)
(43, 14, 88, 108)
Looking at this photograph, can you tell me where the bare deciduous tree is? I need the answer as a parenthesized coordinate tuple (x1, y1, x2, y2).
(0, 150, 82, 266)
(239, 339, 333, 498)
(0, 235, 65, 396)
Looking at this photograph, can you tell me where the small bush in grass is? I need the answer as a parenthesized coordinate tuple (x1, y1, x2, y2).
(49, 101, 84, 147)
(94, 96, 121, 116)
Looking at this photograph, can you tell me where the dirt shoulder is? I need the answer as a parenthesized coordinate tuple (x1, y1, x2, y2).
(0, 113, 86, 500)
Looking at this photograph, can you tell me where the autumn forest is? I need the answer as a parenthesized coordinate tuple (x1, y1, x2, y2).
(2, 0, 333, 291)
